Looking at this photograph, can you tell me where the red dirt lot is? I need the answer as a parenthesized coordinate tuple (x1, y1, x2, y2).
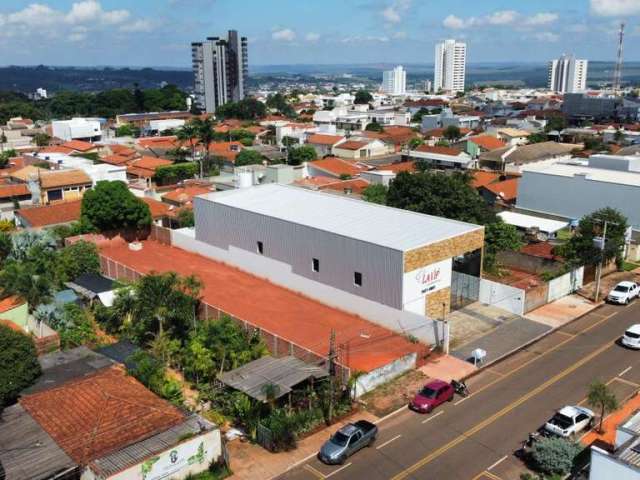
(99, 239, 422, 373)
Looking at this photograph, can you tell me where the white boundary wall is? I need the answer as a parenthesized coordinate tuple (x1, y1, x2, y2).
(479, 278, 525, 316)
(172, 228, 448, 347)
(354, 353, 417, 398)
(547, 267, 584, 303)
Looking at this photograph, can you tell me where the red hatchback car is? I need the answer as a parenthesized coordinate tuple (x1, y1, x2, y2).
(409, 379, 454, 413)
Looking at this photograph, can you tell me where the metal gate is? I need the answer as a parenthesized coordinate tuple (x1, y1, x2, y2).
(450, 271, 480, 310)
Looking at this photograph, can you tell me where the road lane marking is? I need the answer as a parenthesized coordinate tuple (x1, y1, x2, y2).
(613, 377, 640, 388)
(457, 311, 616, 403)
(487, 455, 508, 471)
(374, 404, 410, 425)
(325, 463, 351, 478)
(376, 434, 402, 450)
(556, 330, 576, 338)
(303, 464, 325, 479)
(390, 339, 615, 480)
(421, 410, 443, 424)
(484, 471, 504, 480)
(486, 368, 506, 377)
(619, 366, 633, 377)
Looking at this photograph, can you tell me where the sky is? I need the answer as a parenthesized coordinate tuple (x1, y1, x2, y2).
(0, 0, 639, 67)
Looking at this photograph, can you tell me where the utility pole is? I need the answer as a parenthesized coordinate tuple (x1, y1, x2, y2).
(594, 220, 609, 303)
(328, 329, 336, 424)
(442, 302, 449, 355)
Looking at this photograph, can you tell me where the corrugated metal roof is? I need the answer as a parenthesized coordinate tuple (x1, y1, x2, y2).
(89, 415, 215, 477)
(198, 184, 481, 251)
(218, 356, 328, 402)
(0, 404, 77, 480)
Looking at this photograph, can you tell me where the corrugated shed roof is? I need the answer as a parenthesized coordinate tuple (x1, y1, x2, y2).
(199, 184, 481, 251)
(219, 355, 328, 401)
(0, 404, 77, 480)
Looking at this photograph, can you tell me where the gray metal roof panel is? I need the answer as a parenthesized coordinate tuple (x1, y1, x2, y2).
(197, 184, 481, 251)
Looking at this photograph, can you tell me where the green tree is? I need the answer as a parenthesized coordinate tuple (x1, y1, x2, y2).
(557, 208, 628, 268)
(443, 125, 462, 142)
(411, 108, 430, 123)
(545, 116, 567, 133)
(0, 324, 41, 411)
(56, 240, 100, 283)
(177, 208, 195, 228)
(531, 437, 581, 476)
(266, 93, 296, 118)
(588, 380, 618, 433)
(527, 133, 548, 144)
(0, 232, 12, 265)
(56, 303, 98, 349)
(192, 116, 217, 177)
(288, 145, 317, 166)
(154, 163, 198, 185)
(362, 184, 388, 205)
(176, 122, 199, 161)
(81, 181, 152, 232)
(0, 261, 53, 310)
(365, 121, 384, 133)
(33, 132, 51, 147)
(216, 98, 267, 120)
(235, 149, 264, 167)
(614, 129, 625, 143)
(115, 124, 138, 137)
(354, 90, 373, 105)
(387, 171, 496, 225)
(408, 137, 424, 149)
(0, 149, 18, 168)
(484, 221, 523, 271)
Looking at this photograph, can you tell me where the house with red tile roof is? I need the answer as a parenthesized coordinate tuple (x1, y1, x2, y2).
(126, 156, 173, 179)
(62, 140, 98, 153)
(332, 138, 392, 160)
(479, 177, 519, 205)
(162, 185, 213, 207)
(15, 200, 83, 229)
(307, 156, 368, 179)
(208, 141, 244, 164)
(465, 135, 507, 158)
(422, 127, 473, 141)
(305, 133, 346, 156)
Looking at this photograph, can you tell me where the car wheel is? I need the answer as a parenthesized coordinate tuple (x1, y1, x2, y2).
(626, 298, 630, 305)
(368, 437, 376, 447)
(338, 455, 347, 465)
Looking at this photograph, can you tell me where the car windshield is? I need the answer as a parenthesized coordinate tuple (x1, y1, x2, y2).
(550, 413, 573, 429)
(419, 387, 438, 399)
(331, 432, 350, 446)
(626, 330, 640, 339)
(615, 285, 630, 292)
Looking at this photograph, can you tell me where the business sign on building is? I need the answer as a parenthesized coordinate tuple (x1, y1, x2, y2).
(402, 258, 452, 306)
(139, 436, 211, 480)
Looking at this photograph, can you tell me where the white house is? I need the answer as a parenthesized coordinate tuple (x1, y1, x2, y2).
(333, 138, 392, 159)
(51, 118, 102, 142)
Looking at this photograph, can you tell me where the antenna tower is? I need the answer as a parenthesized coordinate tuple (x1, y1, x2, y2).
(612, 23, 625, 94)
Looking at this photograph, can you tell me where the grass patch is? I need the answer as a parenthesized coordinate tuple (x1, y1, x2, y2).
(623, 261, 640, 272)
(555, 228, 572, 242)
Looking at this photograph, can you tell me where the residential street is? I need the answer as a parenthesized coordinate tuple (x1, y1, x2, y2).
(278, 301, 640, 480)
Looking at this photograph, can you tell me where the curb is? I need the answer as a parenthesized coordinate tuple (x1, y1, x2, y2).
(460, 300, 605, 382)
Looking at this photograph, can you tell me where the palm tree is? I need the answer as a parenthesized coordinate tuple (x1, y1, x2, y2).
(176, 123, 199, 162)
(192, 117, 217, 179)
(588, 380, 618, 433)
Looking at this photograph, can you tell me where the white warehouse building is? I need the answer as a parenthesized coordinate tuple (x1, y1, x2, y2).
(51, 118, 102, 142)
(187, 184, 484, 327)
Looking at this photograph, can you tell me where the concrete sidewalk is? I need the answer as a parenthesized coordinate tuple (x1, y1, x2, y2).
(227, 411, 378, 480)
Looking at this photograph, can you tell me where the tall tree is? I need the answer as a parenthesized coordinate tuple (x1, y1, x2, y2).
(588, 380, 618, 433)
(81, 181, 152, 232)
(354, 90, 373, 104)
(176, 122, 199, 161)
(0, 324, 41, 412)
(288, 145, 317, 166)
(443, 125, 462, 142)
(192, 117, 217, 178)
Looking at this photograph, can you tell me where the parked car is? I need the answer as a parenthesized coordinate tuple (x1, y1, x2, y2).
(607, 281, 640, 305)
(409, 379, 454, 414)
(544, 406, 594, 437)
(318, 420, 378, 465)
(622, 324, 640, 349)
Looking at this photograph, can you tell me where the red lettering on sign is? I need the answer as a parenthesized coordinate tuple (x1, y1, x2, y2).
(416, 268, 441, 285)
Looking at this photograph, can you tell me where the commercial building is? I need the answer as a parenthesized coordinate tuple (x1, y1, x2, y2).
(434, 39, 467, 93)
(191, 184, 484, 320)
(192, 30, 248, 113)
(590, 409, 640, 479)
(563, 93, 619, 121)
(382, 65, 407, 96)
(51, 118, 102, 142)
(517, 154, 640, 230)
(548, 55, 588, 93)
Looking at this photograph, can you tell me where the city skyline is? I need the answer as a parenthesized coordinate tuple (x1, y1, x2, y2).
(0, 0, 639, 67)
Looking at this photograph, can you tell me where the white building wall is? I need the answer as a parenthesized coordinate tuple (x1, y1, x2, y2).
(548, 55, 588, 93)
(589, 447, 640, 480)
(434, 40, 466, 93)
(382, 66, 407, 95)
(51, 119, 101, 141)
(479, 278, 525, 316)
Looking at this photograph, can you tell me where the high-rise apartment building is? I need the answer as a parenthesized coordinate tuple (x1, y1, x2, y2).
(434, 39, 467, 93)
(382, 65, 407, 95)
(192, 30, 248, 113)
(548, 55, 588, 94)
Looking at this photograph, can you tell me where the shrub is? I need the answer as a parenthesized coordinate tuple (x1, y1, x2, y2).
(531, 437, 581, 475)
(154, 163, 199, 185)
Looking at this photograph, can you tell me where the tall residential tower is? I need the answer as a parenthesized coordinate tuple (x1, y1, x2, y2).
(382, 65, 407, 95)
(192, 30, 248, 113)
(434, 39, 466, 93)
(548, 55, 588, 93)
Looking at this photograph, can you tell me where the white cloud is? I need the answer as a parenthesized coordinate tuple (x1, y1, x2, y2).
(524, 12, 559, 26)
(443, 10, 558, 30)
(534, 32, 560, 42)
(340, 35, 390, 44)
(442, 14, 468, 29)
(381, 0, 411, 25)
(590, 0, 640, 16)
(392, 31, 407, 39)
(486, 10, 517, 25)
(0, 1, 148, 42)
(305, 32, 320, 42)
(272, 28, 296, 42)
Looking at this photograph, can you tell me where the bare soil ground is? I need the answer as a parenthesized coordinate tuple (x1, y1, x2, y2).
(359, 369, 428, 417)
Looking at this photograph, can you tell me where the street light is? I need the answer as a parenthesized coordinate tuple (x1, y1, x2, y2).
(593, 219, 618, 302)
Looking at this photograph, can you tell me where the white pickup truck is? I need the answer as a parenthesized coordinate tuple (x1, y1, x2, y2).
(544, 406, 594, 437)
(607, 281, 640, 305)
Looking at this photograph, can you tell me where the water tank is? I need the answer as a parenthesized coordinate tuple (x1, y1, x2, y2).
(237, 169, 253, 189)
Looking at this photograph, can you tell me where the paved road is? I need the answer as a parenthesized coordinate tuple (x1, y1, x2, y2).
(278, 301, 640, 480)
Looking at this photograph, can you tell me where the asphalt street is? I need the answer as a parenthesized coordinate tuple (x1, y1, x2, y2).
(278, 300, 640, 480)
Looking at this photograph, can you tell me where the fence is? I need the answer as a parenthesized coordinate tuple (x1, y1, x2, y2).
(99, 254, 352, 385)
(479, 277, 526, 316)
(451, 271, 480, 310)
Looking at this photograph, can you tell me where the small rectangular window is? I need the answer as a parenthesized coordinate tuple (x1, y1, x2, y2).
(354, 271, 362, 287)
(257, 241, 263, 254)
(312, 258, 319, 272)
